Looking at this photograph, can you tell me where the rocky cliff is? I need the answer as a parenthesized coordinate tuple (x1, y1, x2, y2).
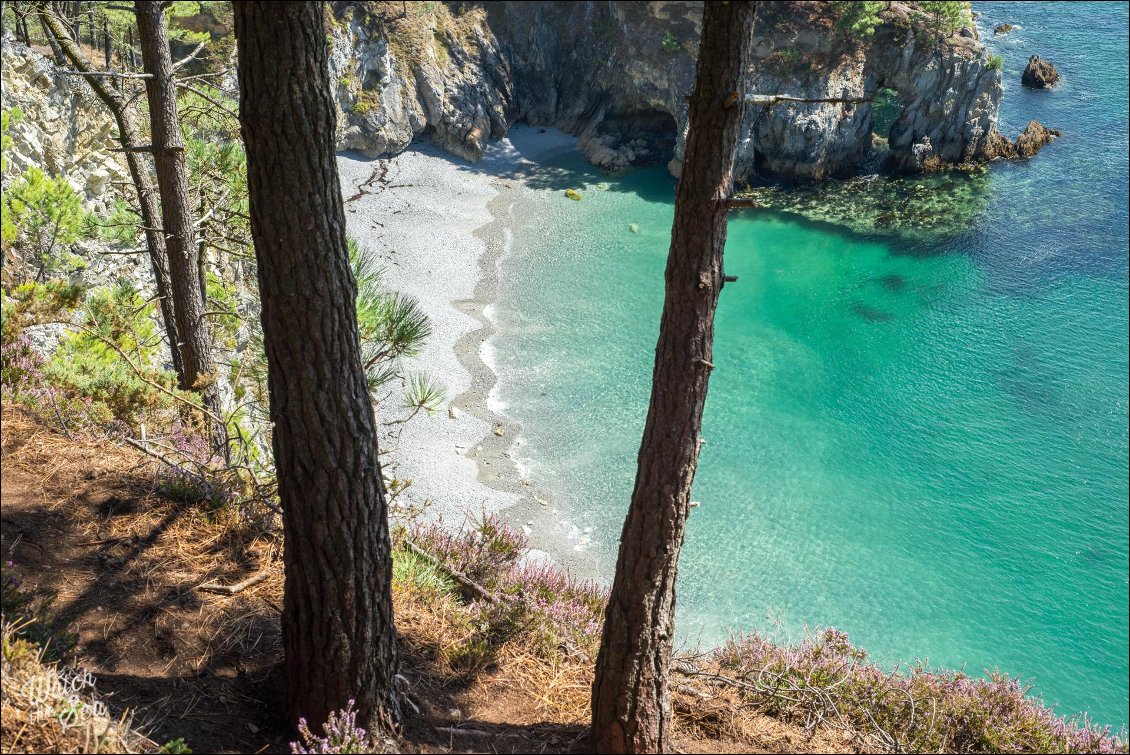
(1, 36, 129, 212)
(329, 1, 1028, 181)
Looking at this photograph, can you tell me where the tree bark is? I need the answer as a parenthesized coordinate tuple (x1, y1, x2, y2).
(234, 0, 401, 734)
(37, 3, 186, 384)
(589, 2, 757, 753)
(135, 0, 225, 456)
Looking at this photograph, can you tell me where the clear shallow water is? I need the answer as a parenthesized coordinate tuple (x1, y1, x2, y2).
(492, 2, 1129, 728)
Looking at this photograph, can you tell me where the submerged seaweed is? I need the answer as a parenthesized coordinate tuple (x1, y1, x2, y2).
(736, 169, 993, 240)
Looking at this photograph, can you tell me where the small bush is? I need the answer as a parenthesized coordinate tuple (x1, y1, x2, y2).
(661, 30, 680, 54)
(290, 700, 396, 754)
(405, 515, 607, 662)
(1, 280, 84, 342)
(351, 90, 381, 116)
(836, 1, 885, 39)
(1, 332, 116, 433)
(768, 46, 805, 72)
(45, 281, 177, 424)
(712, 628, 1128, 754)
(86, 198, 141, 246)
(987, 53, 1003, 70)
(2, 166, 91, 281)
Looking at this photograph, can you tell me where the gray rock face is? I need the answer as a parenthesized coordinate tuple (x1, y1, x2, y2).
(1021, 55, 1060, 88)
(0, 35, 129, 213)
(330, 1, 1012, 181)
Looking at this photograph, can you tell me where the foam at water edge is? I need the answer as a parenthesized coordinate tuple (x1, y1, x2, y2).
(481, 339, 508, 414)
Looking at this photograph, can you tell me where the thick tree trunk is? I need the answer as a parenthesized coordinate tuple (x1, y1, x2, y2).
(135, 0, 225, 455)
(37, 4, 186, 384)
(589, 2, 757, 753)
(234, 0, 402, 733)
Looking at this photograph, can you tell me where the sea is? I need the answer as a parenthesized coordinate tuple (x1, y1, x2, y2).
(490, 1, 1129, 728)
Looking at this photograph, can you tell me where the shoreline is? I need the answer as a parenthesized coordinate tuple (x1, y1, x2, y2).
(338, 127, 606, 583)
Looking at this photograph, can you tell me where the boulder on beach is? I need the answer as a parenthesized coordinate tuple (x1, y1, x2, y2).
(994, 23, 1014, 35)
(1022, 55, 1060, 88)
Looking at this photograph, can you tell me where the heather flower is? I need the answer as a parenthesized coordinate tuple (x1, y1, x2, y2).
(710, 628, 1127, 753)
(290, 700, 394, 754)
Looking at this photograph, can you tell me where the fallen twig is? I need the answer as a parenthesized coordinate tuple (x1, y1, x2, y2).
(197, 570, 269, 596)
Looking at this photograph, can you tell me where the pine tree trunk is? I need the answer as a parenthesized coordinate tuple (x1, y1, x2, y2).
(38, 4, 186, 385)
(589, 2, 757, 752)
(135, 0, 225, 456)
(234, 0, 402, 733)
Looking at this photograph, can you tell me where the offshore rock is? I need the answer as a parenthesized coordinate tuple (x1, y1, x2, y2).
(981, 119, 1061, 160)
(328, 2, 1024, 182)
(1021, 55, 1060, 88)
(994, 23, 1014, 35)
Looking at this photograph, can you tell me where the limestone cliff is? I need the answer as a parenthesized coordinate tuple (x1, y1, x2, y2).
(329, 1, 1030, 181)
(0, 36, 128, 212)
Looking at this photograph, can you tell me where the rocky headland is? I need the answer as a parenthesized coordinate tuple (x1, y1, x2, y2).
(327, 1, 1056, 182)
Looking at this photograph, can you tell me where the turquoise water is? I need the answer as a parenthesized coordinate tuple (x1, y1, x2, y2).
(492, 2, 1129, 728)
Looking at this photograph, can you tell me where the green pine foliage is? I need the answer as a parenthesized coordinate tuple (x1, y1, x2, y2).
(348, 237, 443, 411)
(45, 281, 177, 423)
(1, 107, 24, 250)
(917, 1, 974, 46)
(3, 166, 90, 280)
(836, 1, 885, 39)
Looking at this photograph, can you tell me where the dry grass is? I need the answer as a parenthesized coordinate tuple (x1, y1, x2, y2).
(0, 622, 158, 754)
(0, 404, 854, 754)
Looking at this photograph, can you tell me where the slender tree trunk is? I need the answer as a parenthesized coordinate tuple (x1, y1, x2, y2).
(39, 14, 67, 64)
(589, 3, 757, 753)
(135, 0, 225, 456)
(234, 0, 401, 733)
(37, 4, 186, 384)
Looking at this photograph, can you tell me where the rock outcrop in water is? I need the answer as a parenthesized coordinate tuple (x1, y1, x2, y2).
(328, 1, 1033, 182)
(1021, 55, 1060, 88)
(981, 119, 1062, 160)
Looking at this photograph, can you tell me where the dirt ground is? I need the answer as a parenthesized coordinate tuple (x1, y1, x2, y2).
(1, 407, 844, 754)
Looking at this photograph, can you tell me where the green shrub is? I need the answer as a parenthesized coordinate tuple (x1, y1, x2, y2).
(916, 1, 973, 46)
(351, 90, 381, 116)
(2, 166, 91, 280)
(159, 739, 192, 755)
(987, 53, 1003, 70)
(85, 198, 141, 245)
(1, 280, 85, 342)
(1, 108, 24, 250)
(836, 1, 885, 38)
(661, 30, 680, 54)
(768, 46, 805, 71)
(44, 281, 178, 424)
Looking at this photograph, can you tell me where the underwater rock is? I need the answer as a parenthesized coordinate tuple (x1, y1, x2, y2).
(564, 188, 583, 201)
(628, 223, 640, 233)
(1022, 55, 1060, 88)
